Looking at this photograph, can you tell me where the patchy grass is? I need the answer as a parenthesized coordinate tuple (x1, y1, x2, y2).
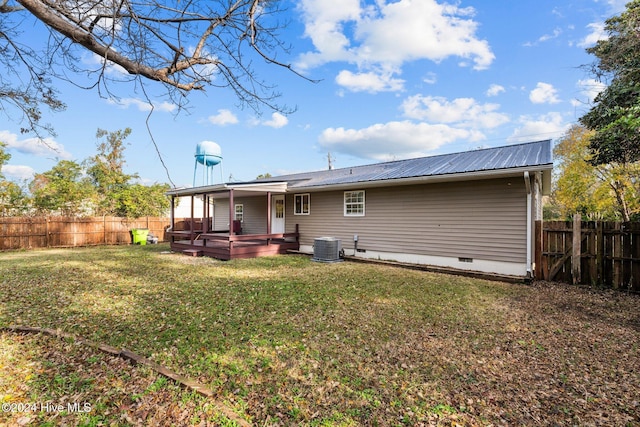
(1, 244, 639, 426)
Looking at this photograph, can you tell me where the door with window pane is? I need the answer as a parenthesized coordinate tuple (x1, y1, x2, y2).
(271, 195, 285, 233)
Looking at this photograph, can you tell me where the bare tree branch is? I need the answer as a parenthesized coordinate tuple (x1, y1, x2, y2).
(1, 0, 313, 134)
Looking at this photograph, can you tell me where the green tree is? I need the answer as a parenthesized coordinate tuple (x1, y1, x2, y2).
(84, 128, 171, 218)
(552, 124, 640, 220)
(85, 128, 137, 215)
(553, 126, 600, 217)
(0, 181, 29, 216)
(0, 142, 10, 179)
(580, 0, 640, 165)
(0, 141, 30, 216)
(114, 183, 170, 218)
(30, 160, 95, 216)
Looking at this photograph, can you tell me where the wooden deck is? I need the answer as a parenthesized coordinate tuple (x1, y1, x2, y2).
(168, 230, 299, 260)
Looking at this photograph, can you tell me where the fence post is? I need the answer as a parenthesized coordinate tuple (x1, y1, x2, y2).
(596, 221, 604, 285)
(572, 213, 581, 285)
(613, 223, 622, 289)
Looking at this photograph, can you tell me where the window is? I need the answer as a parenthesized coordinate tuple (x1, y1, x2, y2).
(344, 191, 365, 216)
(294, 193, 310, 215)
(275, 198, 284, 219)
(234, 204, 243, 221)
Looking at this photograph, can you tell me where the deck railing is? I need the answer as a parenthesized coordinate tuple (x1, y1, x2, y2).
(168, 225, 299, 260)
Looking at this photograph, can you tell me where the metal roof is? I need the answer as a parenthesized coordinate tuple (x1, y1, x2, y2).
(167, 140, 553, 196)
(253, 140, 552, 189)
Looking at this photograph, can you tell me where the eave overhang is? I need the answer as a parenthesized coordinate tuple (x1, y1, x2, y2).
(166, 182, 288, 197)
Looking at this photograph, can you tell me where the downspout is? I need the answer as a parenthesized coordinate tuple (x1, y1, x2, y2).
(524, 172, 532, 278)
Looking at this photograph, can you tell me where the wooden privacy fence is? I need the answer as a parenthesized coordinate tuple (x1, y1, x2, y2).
(0, 216, 172, 250)
(535, 216, 640, 291)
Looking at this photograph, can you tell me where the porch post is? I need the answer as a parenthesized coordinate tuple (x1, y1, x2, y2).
(170, 195, 175, 236)
(202, 195, 208, 233)
(266, 192, 272, 235)
(190, 194, 195, 245)
(228, 189, 234, 257)
(229, 189, 235, 236)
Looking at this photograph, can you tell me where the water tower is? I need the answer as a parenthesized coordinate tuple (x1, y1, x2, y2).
(193, 140, 223, 186)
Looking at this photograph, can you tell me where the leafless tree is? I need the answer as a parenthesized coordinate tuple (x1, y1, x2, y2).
(0, 0, 305, 135)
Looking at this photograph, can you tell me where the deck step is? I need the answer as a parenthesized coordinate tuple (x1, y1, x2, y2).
(183, 249, 203, 257)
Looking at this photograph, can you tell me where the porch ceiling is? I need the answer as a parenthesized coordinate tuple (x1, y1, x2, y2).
(167, 182, 287, 198)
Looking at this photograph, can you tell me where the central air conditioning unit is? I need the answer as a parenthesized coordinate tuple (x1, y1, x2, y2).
(313, 237, 343, 262)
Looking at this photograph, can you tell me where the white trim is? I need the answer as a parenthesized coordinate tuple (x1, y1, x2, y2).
(294, 193, 310, 215)
(271, 195, 285, 233)
(167, 181, 288, 196)
(344, 190, 365, 216)
(234, 203, 244, 221)
(299, 245, 527, 276)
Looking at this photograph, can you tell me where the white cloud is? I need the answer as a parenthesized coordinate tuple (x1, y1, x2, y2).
(538, 28, 563, 43)
(207, 109, 239, 126)
(319, 93, 513, 160)
(401, 95, 509, 129)
(107, 97, 177, 112)
(508, 112, 569, 143)
(578, 22, 607, 48)
(1, 164, 35, 181)
(296, 0, 362, 69)
(297, 0, 494, 93)
(262, 112, 289, 129)
(0, 130, 73, 160)
(335, 70, 405, 92)
(529, 82, 561, 104)
(486, 84, 505, 97)
(606, 0, 628, 13)
(85, 52, 128, 76)
(318, 120, 479, 161)
(423, 72, 437, 85)
(571, 78, 607, 108)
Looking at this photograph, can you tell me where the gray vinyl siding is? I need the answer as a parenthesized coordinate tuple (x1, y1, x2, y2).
(237, 196, 268, 234)
(212, 196, 268, 234)
(285, 177, 527, 264)
(212, 199, 229, 231)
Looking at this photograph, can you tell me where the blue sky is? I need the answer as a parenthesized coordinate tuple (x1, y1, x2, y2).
(0, 0, 627, 188)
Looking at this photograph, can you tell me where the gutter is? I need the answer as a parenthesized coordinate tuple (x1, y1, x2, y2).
(524, 171, 532, 278)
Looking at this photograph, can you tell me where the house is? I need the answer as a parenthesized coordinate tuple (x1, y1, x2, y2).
(166, 140, 552, 277)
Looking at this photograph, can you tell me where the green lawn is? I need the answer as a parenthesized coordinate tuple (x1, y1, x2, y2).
(1, 244, 639, 426)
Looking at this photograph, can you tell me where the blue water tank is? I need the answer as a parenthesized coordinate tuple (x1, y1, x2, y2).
(195, 141, 222, 166)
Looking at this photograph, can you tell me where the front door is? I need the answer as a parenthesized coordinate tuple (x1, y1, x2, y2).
(271, 195, 285, 234)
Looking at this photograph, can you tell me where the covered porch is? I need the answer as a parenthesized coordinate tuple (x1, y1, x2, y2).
(166, 182, 299, 259)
